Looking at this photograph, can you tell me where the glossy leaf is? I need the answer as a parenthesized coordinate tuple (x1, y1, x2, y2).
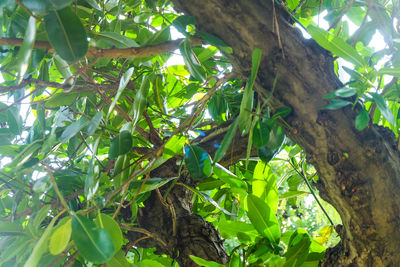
(371, 92, 395, 126)
(245, 194, 280, 244)
(95, 213, 123, 254)
(198, 31, 233, 54)
(22, 0, 72, 14)
(107, 67, 134, 119)
(60, 117, 90, 143)
(109, 131, 133, 159)
(308, 25, 365, 67)
(319, 99, 352, 110)
(179, 38, 206, 82)
(323, 87, 357, 99)
(258, 126, 285, 163)
(24, 211, 64, 267)
(130, 75, 150, 127)
(49, 218, 72, 255)
(355, 108, 369, 130)
(252, 120, 272, 148)
(44, 7, 88, 63)
(86, 111, 103, 135)
(130, 177, 177, 195)
(14, 16, 36, 82)
(184, 144, 213, 179)
(189, 255, 225, 267)
(285, 234, 311, 267)
(238, 48, 262, 134)
(71, 214, 114, 264)
(213, 118, 239, 163)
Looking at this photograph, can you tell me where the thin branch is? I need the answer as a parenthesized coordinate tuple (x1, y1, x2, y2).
(119, 224, 168, 248)
(0, 38, 202, 59)
(14, 0, 44, 23)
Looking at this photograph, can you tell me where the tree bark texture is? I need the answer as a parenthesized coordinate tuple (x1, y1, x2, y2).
(169, 1, 400, 266)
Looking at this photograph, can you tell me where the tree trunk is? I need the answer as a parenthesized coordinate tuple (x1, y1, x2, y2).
(168, 0, 400, 266)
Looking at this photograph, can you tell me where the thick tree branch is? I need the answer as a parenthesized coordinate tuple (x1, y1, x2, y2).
(0, 38, 201, 59)
(171, 0, 400, 266)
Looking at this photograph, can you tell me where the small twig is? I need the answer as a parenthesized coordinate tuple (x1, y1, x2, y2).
(288, 159, 335, 227)
(328, 0, 354, 31)
(143, 110, 163, 146)
(14, 0, 44, 23)
(156, 189, 177, 236)
(119, 224, 168, 248)
(43, 164, 70, 212)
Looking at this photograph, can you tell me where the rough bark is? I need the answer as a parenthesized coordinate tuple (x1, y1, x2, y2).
(125, 122, 249, 266)
(168, 1, 400, 266)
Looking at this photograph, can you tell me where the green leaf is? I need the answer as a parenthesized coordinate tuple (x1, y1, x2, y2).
(130, 177, 177, 195)
(44, 7, 88, 63)
(11, 142, 41, 168)
(44, 91, 78, 109)
(153, 74, 166, 113)
(60, 117, 90, 143)
(213, 117, 239, 163)
(245, 194, 280, 244)
(24, 211, 64, 267)
(355, 108, 369, 130)
(272, 107, 292, 119)
(189, 255, 225, 267)
(95, 213, 123, 254)
(252, 119, 272, 148)
(106, 250, 130, 267)
(71, 214, 114, 264)
(253, 162, 278, 214)
(49, 218, 71, 255)
(198, 31, 232, 54)
(0, 221, 26, 235)
(163, 135, 185, 160)
(53, 54, 73, 82)
(238, 48, 262, 134)
(285, 234, 311, 267)
(371, 92, 395, 126)
(308, 25, 365, 67)
(184, 144, 213, 179)
(172, 15, 196, 36)
(109, 131, 133, 159)
(179, 38, 206, 82)
(319, 99, 352, 110)
(107, 67, 134, 119)
(279, 190, 309, 199)
(258, 126, 285, 163)
(130, 75, 150, 127)
(22, 0, 73, 14)
(96, 32, 139, 48)
(377, 67, 400, 77)
(323, 87, 357, 99)
(86, 111, 103, 135)
(14, 16, 36, 82)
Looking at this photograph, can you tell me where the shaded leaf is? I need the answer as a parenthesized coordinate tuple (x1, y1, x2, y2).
(71, 214, 114, 264)
(106, 67, 134, 119)
(86, 111, 103, 135)
(179, 38, 206, 82)
(109, 131, 133, 159)
(60, 117, 90, 143)
(184, 144, 213, 179)
(95, 213, 123, 254)
(319, 99, 352, 110)
(22, 0, 72, 14)
(355, 108, 369, 130)
(130, 177, 177, 195)
(371, 92, 395, 126)
(213, 117, 239, 163)
(323, 87, 357, 99)
(44, 7, 88, 63)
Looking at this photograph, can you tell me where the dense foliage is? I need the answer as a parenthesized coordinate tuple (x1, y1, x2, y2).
(0, 0, 398, 266)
